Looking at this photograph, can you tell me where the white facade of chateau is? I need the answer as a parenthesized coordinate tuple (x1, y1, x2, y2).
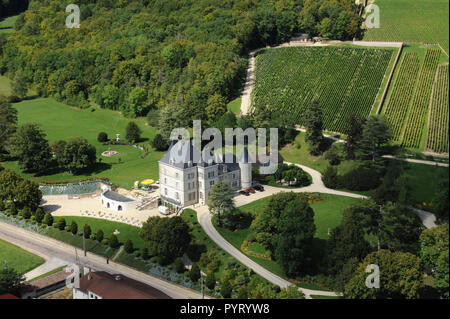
(158, 140, 252, 209)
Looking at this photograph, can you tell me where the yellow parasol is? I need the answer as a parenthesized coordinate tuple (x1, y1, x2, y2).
(140, 179, 154, 185)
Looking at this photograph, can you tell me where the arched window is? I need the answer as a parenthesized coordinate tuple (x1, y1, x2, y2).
(118, 205, 123, 211)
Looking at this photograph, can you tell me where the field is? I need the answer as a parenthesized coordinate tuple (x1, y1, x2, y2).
(382, 46, 447, 151)
(363, 0, 449, 55)
(252, 46, 393, 133)
(0, 238, 45, 274)
(425, 64, 449, 153)
(1, 98, 164, 189)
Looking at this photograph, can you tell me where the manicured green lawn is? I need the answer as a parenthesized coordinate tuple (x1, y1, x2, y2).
(227, 97, 241, 115)
(280, 132, 357, 175)
(0, 238, 45, 274)
(1, 98, 164, 189)
(56, 216, 147, 250)
(403, 162, 449, 207)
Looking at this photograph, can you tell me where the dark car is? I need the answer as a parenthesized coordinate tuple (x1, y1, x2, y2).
(239, 190, 250, 196)
(246, 188, 256, 194)
(253, 185, 264, 192)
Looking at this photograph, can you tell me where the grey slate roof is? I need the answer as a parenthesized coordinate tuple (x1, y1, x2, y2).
(159, 140, 248, 171)
(103, 190, 135, 202)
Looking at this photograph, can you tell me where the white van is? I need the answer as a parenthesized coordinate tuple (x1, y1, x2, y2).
(158, 206, 170, 216)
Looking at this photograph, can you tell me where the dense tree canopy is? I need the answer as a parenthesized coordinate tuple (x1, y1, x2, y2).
(344, 250, 424, 299)
(10, 123, 51, 173)
(140, 216, 191, 264)
(0, 0, 362, 128)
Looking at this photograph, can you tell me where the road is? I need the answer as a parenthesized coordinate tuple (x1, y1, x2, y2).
(0, 221, 206, 299)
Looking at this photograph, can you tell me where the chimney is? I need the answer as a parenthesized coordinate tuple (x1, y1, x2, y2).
(88, 274, 92, 281)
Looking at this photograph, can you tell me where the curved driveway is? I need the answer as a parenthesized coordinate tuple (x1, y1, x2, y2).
(195, 163, 367, 299)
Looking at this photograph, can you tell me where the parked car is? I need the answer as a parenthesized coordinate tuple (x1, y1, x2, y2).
(253, 185, 265, 192)
(246, 188, 256, 194)
(239, 190, 250, 196)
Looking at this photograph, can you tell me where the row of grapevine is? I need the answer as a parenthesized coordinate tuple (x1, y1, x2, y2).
(251, 47, 393, 133)
(383, 52, 421, 140)
(401, 48, 441, 148)
(425, 64, 449, 153)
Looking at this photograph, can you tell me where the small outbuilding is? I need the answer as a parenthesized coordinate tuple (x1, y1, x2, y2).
(101, 190, 137, 212)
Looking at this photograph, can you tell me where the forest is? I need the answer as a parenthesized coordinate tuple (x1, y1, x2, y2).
(0, 0, 362, 130)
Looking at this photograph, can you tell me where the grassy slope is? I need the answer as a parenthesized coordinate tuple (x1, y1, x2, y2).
(0, 238, 45, 274)
(1, 98, 164, 189)
(363, 0, 449, 55)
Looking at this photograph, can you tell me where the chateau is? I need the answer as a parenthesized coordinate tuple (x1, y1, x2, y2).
(158, 139, 252, 210)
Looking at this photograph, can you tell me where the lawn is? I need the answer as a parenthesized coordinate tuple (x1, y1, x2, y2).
(1, 98, 165, 189)
(59, 216, 146, 249)
(213, 193, 362, 289)
(0, 238, 45, 274)
(227, 97, 241, 115)
(280, 131, 359, 175)
(403, 162, 449, 207)
(363, 0, 449, 55)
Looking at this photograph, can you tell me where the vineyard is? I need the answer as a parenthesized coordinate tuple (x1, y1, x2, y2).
(251, 46, 393, 133)
(401, 49, 441, 148)
(363, 0, 449, 55)
(383, 52, 421, 140)
(426, 64, 449, 153)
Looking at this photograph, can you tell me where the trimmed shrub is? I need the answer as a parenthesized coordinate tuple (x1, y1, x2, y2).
(97, 132, 108, 143)
(175, 257, 185, 273)
(35, 208, 45, 223)
(124, 239, 134, 254)
(83, 224, 91, 239)
(70, 221, 78, 235)
(96, 229, 104, 242)
(56, 217, 66, 230)
(21, 207, 32, 219)
(42, 213, 53, 226)
(101, 239, 109, 246)
(109, 234, 119, 248)
(189, 263, 201, 282)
